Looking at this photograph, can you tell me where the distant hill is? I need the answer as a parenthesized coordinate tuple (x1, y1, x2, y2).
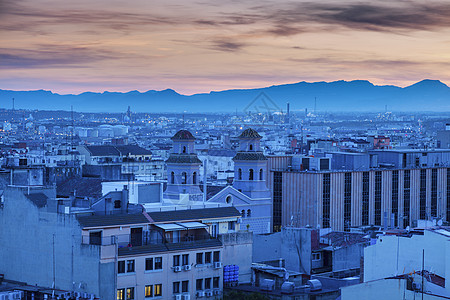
(1, 79, 449, 113)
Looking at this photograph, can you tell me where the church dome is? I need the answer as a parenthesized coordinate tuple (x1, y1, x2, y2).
(171, 130, 195, 140)
(238, 128, 262, 139)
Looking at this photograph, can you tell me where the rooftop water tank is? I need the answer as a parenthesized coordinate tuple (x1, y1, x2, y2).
(281, 281, 294, 294)
(260, 279, 275, 291)
(307, 279, 322, 291)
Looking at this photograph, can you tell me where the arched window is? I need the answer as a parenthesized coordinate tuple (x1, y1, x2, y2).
(182, 172, 187, 184)
(193, 172, 197, 184)
(241, 210, 245, 217)
(259, 169, 263, 180)
(249, 144, 253, 151)
(249, 169, 254, 180)
(247, 209, 251, 217)
(182, 146, 187, 153)
(226, 195, 232, 204)
(171, 172, 175, 184)
(238, 168, 242, 180)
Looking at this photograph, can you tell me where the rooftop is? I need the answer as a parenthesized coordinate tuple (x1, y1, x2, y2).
(171, 130, 195, 140)
(118, 239, 222, 256)
(77, 213, 150, 228)
(238, 128, 262, 139)
(148, 206, 241, 223)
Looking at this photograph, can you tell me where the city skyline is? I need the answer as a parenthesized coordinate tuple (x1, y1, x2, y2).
(2, 0, 450, 94)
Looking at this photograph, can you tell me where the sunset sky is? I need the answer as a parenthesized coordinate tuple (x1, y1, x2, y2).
(1, 0, 450, 94)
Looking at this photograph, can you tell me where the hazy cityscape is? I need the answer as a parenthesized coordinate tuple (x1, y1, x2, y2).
(2, 0, 450, 299)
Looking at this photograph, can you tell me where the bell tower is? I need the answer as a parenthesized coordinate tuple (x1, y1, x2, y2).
(164, 130, 203, 201)
(232, 128, 270, 199)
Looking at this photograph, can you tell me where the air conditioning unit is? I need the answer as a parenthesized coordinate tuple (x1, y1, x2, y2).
(205, 291, 213, 297)
(174, 295, 182, 300)
(184, 264, 192, 271)
(182, 294, 190, 300)
(213, 290, 220, 296)
(196, 291, 205, 297)
(214, 262, 222, 268)
(174, 266, 182, 272)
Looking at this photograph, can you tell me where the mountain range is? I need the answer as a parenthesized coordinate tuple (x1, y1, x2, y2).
(1, 79, 449, 113)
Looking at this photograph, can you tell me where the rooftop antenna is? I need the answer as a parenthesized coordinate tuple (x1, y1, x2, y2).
(71, 105, 74, 161)
(12, 98, 15, 110)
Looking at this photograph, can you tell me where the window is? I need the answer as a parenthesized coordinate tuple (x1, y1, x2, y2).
(362, 172, 369, 226)
(182, 281, 189, 293)
(238, 168, 242, 180)
(249, 144, 253, 151)
(183, 146, 187, 153)
(173, 282, 180, 294)
(420, 169, 427, 219)
(118, 261, 125, 274)
(154, 284, 162, 297)
(375, 171, 382, 226)
(155, 257, 162, 270)
(126, 260, 135, 273)
(392, 170, 399, 227)
(431, 169, 438, 217)
(213, 251, 220, 262)
(247, 209, 251, 217)
(117, 289, 125, 300)
(182, 254, 189, 266)
(344, 172, 351, 231)
(312, 253, 321, 261)
(205, 252, 212, 264)
(89, 231, 102, 245)
(196, 253, 203, 264)
(182, 172, 187, 184)
(226, 195, 232, 204)
(259, 169, 263, 180)
(196, 279, 203, 291)
(273, 171, 283, 232)
(171, 172, 175, 184)
(114, 200, 121, 208)
(205, 278, 211, 290)
(145, 258, 153, 271)
(241, 210, 245, 218)
(213, 277, 219, 289)
(126, 287, 134, 300)
(249, 169, 254, 180)
(193, 172, 197, 184)
(173, 255, 180, 267)
(228, 221, 235, 231)
(145, 285, 152, 297)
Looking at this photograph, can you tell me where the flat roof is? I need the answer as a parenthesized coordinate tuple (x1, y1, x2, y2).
(178, 221, 208, 229)
(154, 223, 185, 231)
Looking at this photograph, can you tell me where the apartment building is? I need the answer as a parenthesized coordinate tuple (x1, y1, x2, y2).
(0, 185, 244, 300)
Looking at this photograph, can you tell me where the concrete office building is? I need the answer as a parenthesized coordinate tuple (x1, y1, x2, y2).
(268, 152, 450, 232)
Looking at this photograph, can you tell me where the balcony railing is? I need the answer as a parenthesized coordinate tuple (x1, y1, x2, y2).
(82, 233, 216, 247)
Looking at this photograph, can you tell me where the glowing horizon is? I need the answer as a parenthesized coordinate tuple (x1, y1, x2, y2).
(1, 0, 450, 95)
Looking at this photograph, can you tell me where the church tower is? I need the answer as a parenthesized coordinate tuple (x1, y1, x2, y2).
(164, 130, 203, 201)
(232, 128, 270, 199)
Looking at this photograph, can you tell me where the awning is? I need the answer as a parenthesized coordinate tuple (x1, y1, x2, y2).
(177, 221, 208, 229)
(154, 223, 186, 231)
